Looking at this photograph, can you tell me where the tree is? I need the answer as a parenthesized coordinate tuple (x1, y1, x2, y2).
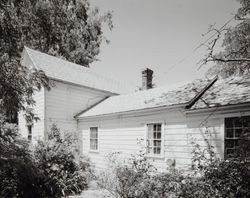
(0, 0, 112, 66)
(0, 0, 112, 123)
(203, 0, 250, 78)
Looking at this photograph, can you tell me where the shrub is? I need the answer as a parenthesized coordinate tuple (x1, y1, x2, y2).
(0, 116, 52, 198)
(98, 140, 250, 198)
(34, 124, 90, 197)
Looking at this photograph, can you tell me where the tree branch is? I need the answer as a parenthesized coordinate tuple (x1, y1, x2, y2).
(207, 58, 250, 63)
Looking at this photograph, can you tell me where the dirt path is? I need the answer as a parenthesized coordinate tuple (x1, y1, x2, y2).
(71, 181, 114, 198)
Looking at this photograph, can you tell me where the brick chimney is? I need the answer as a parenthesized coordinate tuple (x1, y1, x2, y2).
(142, 68, 153, 90)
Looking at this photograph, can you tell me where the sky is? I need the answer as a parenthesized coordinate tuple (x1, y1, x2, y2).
(89, 0, 240, 90)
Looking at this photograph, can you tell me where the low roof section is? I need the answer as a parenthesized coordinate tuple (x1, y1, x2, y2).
(77, 75, 250, 119)
(190, 75, 250, 110)
(76, 78, 212, 118)
(21, 47, 130, 94)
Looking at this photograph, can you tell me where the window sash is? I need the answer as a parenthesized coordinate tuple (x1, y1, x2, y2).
(147, 123, 162, 155)
(224, 116, 250, 157)
(90, 127, 98, 151)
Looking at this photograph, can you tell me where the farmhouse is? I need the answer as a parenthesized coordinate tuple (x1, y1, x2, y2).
(19, 47, 250, 171)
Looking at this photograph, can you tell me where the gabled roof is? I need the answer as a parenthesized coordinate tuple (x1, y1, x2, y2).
(190, 75, 250, 110)
(77, 79, 211, 118)
(22, 47, 129, 94)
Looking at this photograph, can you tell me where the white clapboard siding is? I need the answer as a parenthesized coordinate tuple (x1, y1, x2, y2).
(77, 107, 250, 172)
(45, 80, 111, 135)
(18, 88, 45, 141)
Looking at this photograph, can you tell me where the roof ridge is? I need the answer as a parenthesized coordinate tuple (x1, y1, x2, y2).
(24, 46, 40, 70)
(106, 78, 208, 98)
(25, 46, 95, 74)
(23, 47, 131, 94)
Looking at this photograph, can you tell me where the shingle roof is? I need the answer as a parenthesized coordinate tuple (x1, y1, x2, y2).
(77, 79, 211, 118)
(77, 75, 250, 118)
(23, 47, 129, 94)
(190, 75, 250, 110)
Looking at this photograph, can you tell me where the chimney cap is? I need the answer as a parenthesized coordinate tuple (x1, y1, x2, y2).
(142, 68, 153, 73)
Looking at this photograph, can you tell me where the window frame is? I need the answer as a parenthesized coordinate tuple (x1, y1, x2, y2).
(146, 122, 164, 158)
(89, 127, 99, 153)
(224, 116, 250, 158)
(27, 125, 32, 141)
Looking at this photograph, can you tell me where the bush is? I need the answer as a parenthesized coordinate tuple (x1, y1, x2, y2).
(0, 116, 52, 198)
(98, 141, 250, 198)
(34, 124, 90, 197)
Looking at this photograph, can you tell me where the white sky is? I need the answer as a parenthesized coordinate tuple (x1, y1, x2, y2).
(89, 0, 240, 90)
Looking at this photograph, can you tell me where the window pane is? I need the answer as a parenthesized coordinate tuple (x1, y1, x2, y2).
(157, 132, 161, 139)
(225, 118, 233, 128)
(95, 140, 98, 150)
(234, 118, 242, 128)
(153, 147, 161, 154)
(235, 129, 242, 138)
(225, 140, 234, 148)
(226, 148, 235, 156)
(153, 132, 157, 139)
(90, 127, 98, 150)
(148, 124, 153, 132)
(154, 140, 161, 147)
(226, 129, 234, 138)
(242, 117, 250, 127)
(153, 124, 157, 132)
(148, 131, 153, 139)
(157, 124, 161, 132)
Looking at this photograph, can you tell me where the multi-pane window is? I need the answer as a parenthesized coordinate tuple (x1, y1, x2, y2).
(225, 116, 250, 157)
(90, 127, 98, 151)
(27, 125, 32, 141)
(147, 123, 162, 155)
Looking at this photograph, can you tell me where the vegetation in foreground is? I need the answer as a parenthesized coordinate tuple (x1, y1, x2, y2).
(97, 136, 250, 198)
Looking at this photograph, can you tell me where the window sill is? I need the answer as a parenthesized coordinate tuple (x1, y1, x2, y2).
(146, 154, 164, 160)
(89, 150, 99, 153)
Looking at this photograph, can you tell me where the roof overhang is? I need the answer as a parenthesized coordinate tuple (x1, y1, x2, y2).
(185, 102, 250, 116)
(76, 103, 186, 121)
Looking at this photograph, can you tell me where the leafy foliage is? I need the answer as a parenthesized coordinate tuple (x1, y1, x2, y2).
(0, 116, 51, 198)
(98, 133, 250, 198)
(34, 124, 90, 197)
(0, 0, 112, 66)
(0, 121, 91, 198)
(0, 53, 50, 124)
(205, 0, 250, 77)
(0, 0, 112, 123)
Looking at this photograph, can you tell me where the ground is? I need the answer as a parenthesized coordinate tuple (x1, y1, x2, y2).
(71, 181, 114, 198)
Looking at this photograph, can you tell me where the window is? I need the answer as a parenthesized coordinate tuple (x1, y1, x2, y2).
(147, 123, 162, 155)
(225, 116, 250, 157)
(90, 127, 98, 151)
(27, 125, 32, 141)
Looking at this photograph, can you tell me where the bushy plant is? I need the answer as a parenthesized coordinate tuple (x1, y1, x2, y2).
(0, 116, 52, 198)
(98, 132, 250, 198)
(34, 124, 90, 197)
(97, 151, 152, 198)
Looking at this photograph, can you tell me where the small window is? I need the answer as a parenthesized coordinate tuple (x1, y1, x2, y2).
(225, 116, 250, 157)
(147, 123, 162, 155)
(90, 127, 98, 151)
(27, 125, 32, 141)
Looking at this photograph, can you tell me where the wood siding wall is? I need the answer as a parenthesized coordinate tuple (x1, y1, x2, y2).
(18, 88, 45, 142)
(78, 107, 250, 172)
(45, 80, 111, 136)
